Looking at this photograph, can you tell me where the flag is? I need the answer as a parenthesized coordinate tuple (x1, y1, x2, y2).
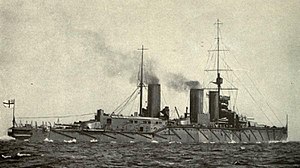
(3, 99, 15, 108)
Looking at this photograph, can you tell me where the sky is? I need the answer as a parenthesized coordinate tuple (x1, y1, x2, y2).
(0, 0, 299, 141)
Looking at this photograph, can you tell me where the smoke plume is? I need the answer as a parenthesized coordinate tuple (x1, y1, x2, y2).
(143, 59, 159, 84)
(71, 29, 160, 84)
(131, 58, 160, 84)
(167, 73, 201, 92)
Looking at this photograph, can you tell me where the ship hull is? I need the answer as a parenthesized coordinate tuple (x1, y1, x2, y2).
(11, 126, 287, 143)
(8, 127, 33, 140)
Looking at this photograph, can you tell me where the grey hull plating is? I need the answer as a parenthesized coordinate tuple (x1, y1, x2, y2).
(21, 126, 287, 143)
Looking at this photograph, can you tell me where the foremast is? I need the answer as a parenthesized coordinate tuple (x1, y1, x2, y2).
(137, 45, 148, 116)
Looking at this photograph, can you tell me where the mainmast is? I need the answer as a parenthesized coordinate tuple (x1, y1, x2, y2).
(137, 45, 148, 116)
(215, 19, 223, 111)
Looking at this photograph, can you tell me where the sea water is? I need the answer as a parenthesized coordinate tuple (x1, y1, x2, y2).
(0, 139, 299, 167)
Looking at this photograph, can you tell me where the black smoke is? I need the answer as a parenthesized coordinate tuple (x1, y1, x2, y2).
(167, 73, 201, 92)
(72, 29, 160, 84)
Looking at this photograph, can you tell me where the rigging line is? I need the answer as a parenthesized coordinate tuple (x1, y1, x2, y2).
(245, 72, 284, 126)
(161, 89, 168, 107)
(129, 93, 137, 115)
(114, 95, 132, 114)
(213, 49, 217, 72)
(117, 88, 138, 114)
(119, 88, 139, 110)
(219, 56, 237, 89)
(117, 91, 139, 115)
(116, 92, 133, 113)
(233, 90, 239, 111)
(222, 78, 237, 90)
(125, 92, 139, 109)
(232, 71, 274, 126)
(231, 53, 284, 126)
(16, 113, 95, 119)
(135, 99, 139, 115)
(169, 108, 173, 119)
(205, 43, 216, 69)
(219, 29, 230, 51)
(203, 52, 212, 86)
(205, 52, 215, 72)
(218, 54, 236, 104)
(176, 107, 182, 117)
(220, 40, 231, 54)
(207, 41, 217, 69)
(204, 52, 216, 87)
(235, 88, 239, 101)
(113, 88, 139, 113)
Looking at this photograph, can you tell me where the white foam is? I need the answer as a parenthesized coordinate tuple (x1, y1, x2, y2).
(17, 153, 31, 157)
(129, 140, 135, 143)
(44, 138, 53, 143)
(90, 139, 98, 143)
(110, 141, 117, 144)
(64, 139, 76, 143)
(228, 140, 237, 144)
(256, 141, 262, 144)
(1, 154, 11, 159)
(240, 146, 246, 150)
(166, 162, 175, 165)
(0, 135, 15, 141)
(168, 141, 182, 144)
(268, 140, 281, 143)
(24, 139, 29, 142)
(151, 140, 159, 143)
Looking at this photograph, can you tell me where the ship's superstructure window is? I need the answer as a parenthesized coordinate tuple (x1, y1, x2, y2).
(143, 121, 147, 124)
(107, 118, 112, 125)
(148, 121, 151, 124)
(129, 120, 133, 123)
(134, 121, 138, 124)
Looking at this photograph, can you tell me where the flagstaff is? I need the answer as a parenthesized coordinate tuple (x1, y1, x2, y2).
(3, 99, 16, 128)
(12, 99, 15, 128)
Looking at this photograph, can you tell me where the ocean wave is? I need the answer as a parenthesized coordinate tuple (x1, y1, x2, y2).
(0, 141, 299, 167)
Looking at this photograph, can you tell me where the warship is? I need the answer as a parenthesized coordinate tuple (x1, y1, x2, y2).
(7, 20, 288, 143)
